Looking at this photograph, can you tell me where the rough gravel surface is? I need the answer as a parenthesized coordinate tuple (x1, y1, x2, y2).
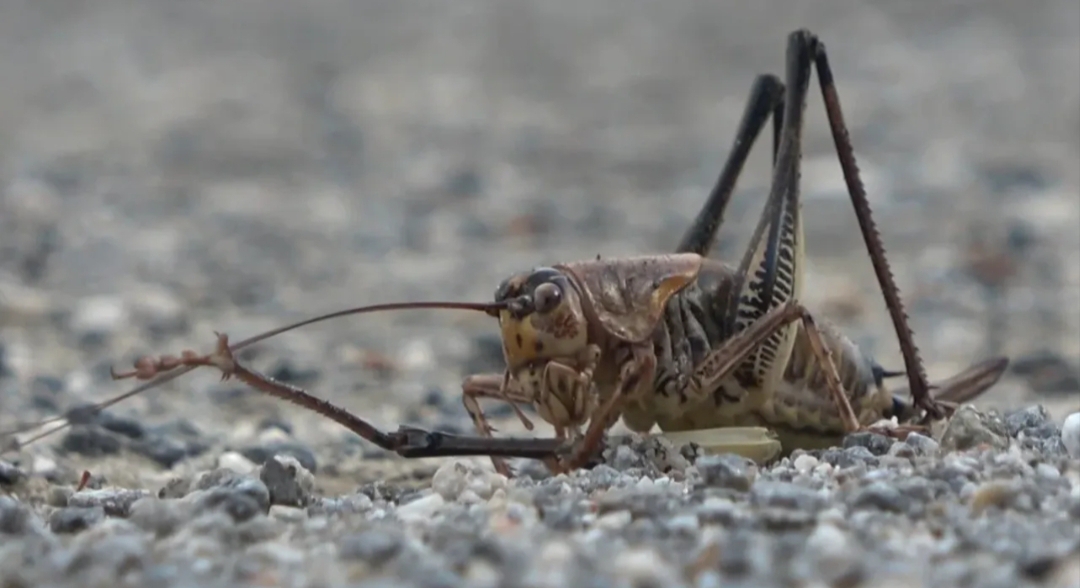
(0, 1, 1078, 587)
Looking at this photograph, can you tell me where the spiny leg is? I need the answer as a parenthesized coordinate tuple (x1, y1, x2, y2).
(111, 333, 568, 460)
(889, 356, 1010, 423)
(798, 30, 940, 420)
(677, 74, 785, 256)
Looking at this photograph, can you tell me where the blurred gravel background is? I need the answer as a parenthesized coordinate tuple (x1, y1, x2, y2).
(0, 1, 1078, 587)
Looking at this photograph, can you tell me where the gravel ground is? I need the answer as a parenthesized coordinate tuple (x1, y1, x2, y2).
(0, 1, 1079, 587)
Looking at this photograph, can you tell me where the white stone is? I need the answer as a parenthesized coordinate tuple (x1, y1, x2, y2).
(217, 451, 258, 475)
(431, 461, 470, 501)
(1062, 412, 1080, 459)
(594, 510, 632, 531)
(612, 547, 682, 587)
(1035, 463, 1060, 482)
(71, 295, 129, 335)
(793, 454, 819, 474)
(395, 493, 445, 524)
(31, 455, 57, 476)
(269, 505, 306, 522)
(398, 339, 435, 372)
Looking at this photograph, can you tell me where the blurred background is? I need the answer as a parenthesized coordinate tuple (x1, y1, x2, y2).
(0, 0, 1077, 481)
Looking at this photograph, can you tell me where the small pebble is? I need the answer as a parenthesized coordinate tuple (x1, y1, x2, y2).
(338, 528, 405, 562)
(0, 460, 26, 485)
(395, 493, 445, 524)
(131, 434, 204, 468)
(843, 431, 895, 455)
(68, 488, 151, 517)
(1035, 462, 1061, 481)
(694, 454, 757, 492)
(904, 432, 941, 456)
(849, 481, 908, 513)
(807, 521, 861, 581)
(31, 455, 58, 477)
(750, 482, 827, 512)
(0, 496, 39, 535)
(1062, 412, 1080, 459)
(269, 505, 307, 522)
(611, 547, 683, 587)
(793, 454, 819, 474)
(431, 461, 471, 501)
(157, 476, 194, 499)
(187, 487, 266, 523)
(260, 454, 316, 507)
(1004, 405, 1054, 437)
(49, 506, 106, 534)
(69, 295, 128, 337)
(217, 451, 259, 475)
(128, 496, 191, 537)
(240, 441, 318, 474)
(970, 480, 1020, 515)
(940, 405, 1011, 452)
(60, 426, 123, 457)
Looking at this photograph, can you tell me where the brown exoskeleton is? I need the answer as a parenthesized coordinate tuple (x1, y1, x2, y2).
(2, 30, 1009, 477)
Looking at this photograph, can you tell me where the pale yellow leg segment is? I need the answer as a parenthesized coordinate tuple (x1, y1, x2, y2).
(461, 372, 537, 476)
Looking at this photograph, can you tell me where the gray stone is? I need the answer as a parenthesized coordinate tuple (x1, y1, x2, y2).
(849, 481, 909, 513)
(259, 454, 316, 507)
(0, 461, 26, 486)
(68, 488, 151, 517)
(338, 528, 406, 562)
(904, 432, 941, 456)
(940, 405, 1011, 452)
(0, 497, 38, 535)
(48, 506, 105, 534)
(842, 431, 896, 456)
(694, 454, 757, 492)
(750, 482, 827, 513)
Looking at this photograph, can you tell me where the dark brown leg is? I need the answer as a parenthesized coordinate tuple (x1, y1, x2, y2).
(677, 74, 785, 256)
(112, 333, 568, 461)
(890, 356, 1010, 423)
(798, 30, 942, 421)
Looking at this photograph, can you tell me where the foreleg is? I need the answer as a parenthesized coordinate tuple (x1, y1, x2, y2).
(461, 373, 541, 476)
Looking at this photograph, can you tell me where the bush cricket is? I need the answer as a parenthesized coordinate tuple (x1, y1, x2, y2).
(2, 29, 1009, 477)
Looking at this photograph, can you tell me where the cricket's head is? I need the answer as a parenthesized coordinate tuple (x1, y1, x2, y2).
(490, 267, 589, 366)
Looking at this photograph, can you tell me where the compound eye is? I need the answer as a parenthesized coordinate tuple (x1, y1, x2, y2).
(533, 282, 563, 314)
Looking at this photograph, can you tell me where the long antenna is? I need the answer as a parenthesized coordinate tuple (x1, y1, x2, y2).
(2, 300, 508, 449)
